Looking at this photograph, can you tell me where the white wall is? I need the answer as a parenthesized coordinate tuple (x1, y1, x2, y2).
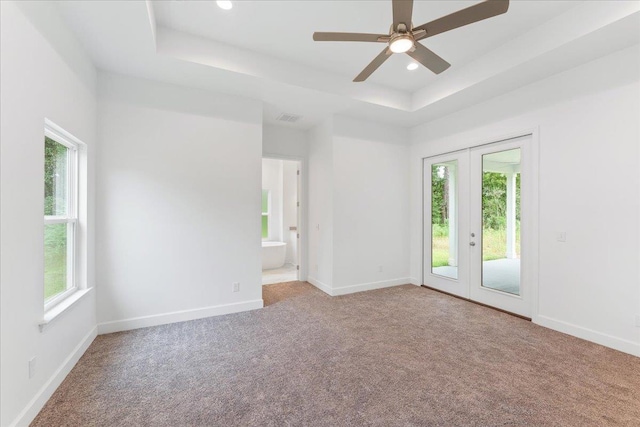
(332, 117, 411, 293)
(262, 124, 308, 159)
(96, 72, 264, 332)
(307, 116, 411, 295)
(282, 161, 299, 264)
(409, 45, 640, 356)
(1, 2, 98, 425)
(262, 159, 284, 242)
(307, 120, 334, 289)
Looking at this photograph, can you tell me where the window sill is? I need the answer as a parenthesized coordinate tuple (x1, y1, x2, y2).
(39, 288, 93, 332)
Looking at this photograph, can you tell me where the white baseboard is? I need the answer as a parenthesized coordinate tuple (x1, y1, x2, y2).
(10, 326, 98, 427)
(307, 276, 333, 296)
(409, 277, 421, 286)
(307, 276, 410, 297)
(332, 278, 410, 296)
(97, 299, 264, 335)
(535, 315, 640, 358)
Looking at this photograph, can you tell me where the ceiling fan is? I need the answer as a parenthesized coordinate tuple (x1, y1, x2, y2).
(312, 0, 510, 82)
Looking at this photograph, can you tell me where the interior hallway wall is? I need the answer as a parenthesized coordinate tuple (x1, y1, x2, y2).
(282, 161, 299, 265)
(331, 116, 411, 293)
(307, 120, 334, 289)
(306, 116, 411, 295)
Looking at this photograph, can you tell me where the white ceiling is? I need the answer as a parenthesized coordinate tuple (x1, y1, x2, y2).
(55, 1, 640, 129)
(153, 0, 578, 92)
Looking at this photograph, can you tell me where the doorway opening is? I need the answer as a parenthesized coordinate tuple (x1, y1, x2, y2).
(261, 158, 301, 286)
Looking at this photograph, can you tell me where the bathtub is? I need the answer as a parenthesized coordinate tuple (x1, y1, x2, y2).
(262, 241, 287, 270)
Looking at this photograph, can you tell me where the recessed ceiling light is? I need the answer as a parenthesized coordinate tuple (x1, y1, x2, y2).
(407, 62, 419, 71)
(216, 1, 232, 10)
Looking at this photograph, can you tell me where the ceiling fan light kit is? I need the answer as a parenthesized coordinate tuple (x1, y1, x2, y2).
(389, 34, 414, 53)
(312, 0, 510, 82)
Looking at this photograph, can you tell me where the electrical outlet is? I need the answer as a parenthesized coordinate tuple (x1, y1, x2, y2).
(556, 232, 566, 242)
(378, 265, 383, 273)
(232, 282, 240, 293)
(28, 357, 36, 379)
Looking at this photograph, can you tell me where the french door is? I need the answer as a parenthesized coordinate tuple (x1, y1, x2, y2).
(424, 136, 532, 318)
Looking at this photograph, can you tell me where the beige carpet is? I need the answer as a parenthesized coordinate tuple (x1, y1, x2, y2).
(32, 282, 640, 426)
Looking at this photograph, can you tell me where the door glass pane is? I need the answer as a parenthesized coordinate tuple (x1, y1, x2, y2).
(481, 148, 521, 295)
(44, 223, 68, 300)
(44, 137, 69, 216)
(431, 161, 458, 279)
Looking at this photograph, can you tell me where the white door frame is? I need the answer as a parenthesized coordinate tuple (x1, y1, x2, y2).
(421, 130, 539, 319)
(262, 154, 307, 282)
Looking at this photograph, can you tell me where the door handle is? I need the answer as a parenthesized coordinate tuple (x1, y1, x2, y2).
(469, 242, 476, 246)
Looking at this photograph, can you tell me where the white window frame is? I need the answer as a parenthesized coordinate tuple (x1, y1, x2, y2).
(44, 120, 82, 311)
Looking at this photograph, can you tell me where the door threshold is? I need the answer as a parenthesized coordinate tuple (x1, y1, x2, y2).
(420, 285, 531, 321)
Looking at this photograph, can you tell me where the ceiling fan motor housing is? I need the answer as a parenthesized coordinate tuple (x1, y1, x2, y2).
(393, 22, 411, 34)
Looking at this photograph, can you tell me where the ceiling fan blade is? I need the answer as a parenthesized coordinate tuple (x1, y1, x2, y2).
(407, 43, 450, 74)
(413, 0, 509, 40)
(313, 32, 387, 43)
(392, 0, 414, 30)
(354, 48, 393, 82)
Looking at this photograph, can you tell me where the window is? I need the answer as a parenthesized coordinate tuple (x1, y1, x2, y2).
(44, 123, 80, 309)
(261, 189, 269, 239)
